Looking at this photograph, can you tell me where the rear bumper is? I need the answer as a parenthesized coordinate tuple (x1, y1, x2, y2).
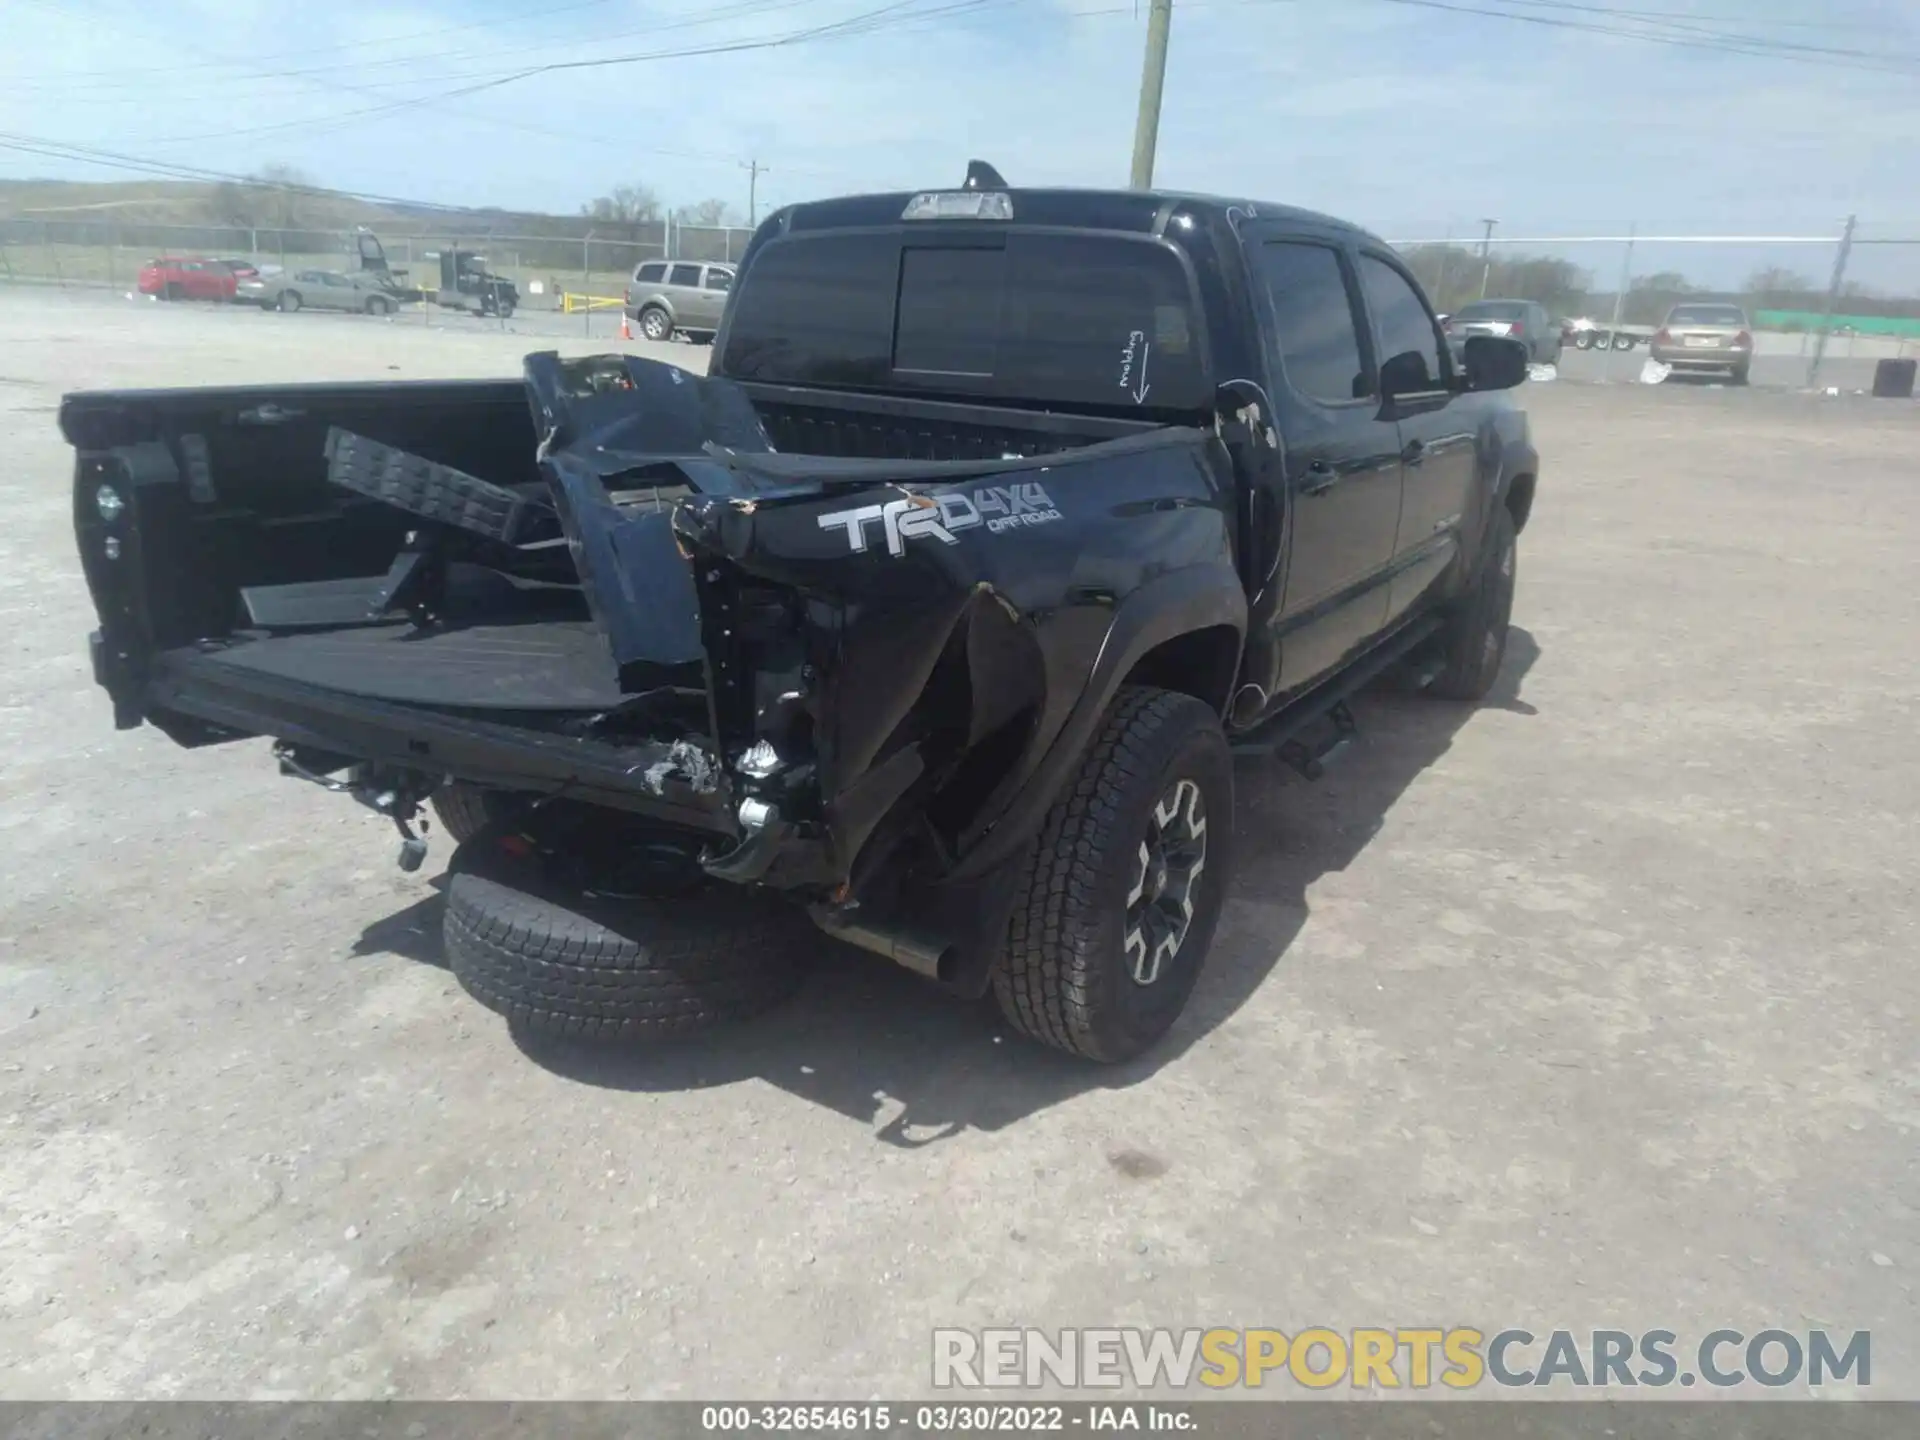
(1651, 345, 1749, 370)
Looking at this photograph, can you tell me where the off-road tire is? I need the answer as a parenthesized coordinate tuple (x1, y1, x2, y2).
(443, 834, 809, 1041)
(993, 686, 1232, 1064)
(638, 305, 671, 341)
(1427, 505, 1517, 702)
(278, 290, 302, 312)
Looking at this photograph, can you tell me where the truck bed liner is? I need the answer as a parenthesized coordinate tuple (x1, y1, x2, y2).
(174, 618, 625, 712)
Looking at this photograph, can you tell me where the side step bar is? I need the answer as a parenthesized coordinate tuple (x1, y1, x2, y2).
(1232, 615, 1445, 773)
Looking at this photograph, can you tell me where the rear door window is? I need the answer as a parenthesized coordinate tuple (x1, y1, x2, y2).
(1251, 241, 1369, 403)
(667, 263, 702, 288)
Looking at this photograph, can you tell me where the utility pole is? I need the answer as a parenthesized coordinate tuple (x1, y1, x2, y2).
(1477, 217, 1498, 299)
(742, 159, 768, 227)
(1806, 213, 1857, 391)
(1129, 0, 1175, 189)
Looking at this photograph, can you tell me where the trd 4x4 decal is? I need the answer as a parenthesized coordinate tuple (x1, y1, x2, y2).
(816, 481, 1064, 556)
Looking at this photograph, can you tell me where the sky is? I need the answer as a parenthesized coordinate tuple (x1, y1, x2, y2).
(3, 0, 1918, 290)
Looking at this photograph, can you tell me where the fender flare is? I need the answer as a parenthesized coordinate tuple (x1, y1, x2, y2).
(946, 564, 1246, 884)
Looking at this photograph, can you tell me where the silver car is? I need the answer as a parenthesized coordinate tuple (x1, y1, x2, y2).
(238, 268, 409, 315)
(624, 260, 733, 342)
(1443, 299, 1562, 366)
(1650, 302, 1753, 383)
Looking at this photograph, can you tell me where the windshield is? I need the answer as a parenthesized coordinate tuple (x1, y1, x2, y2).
(721, 229, 1209, 412)
(1668, 304, 1747, 325)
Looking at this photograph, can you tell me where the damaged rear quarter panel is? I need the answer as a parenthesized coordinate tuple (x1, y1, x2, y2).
(677, 428, 1239, 874)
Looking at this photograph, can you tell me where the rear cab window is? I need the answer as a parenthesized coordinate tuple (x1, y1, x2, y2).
(1668, 304, 1747, 326)
(1455, 301, 1527, 322)
(720, 228, 1210, 413)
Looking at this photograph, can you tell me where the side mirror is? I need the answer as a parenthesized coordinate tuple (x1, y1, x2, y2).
(1461, 335, 1530, 392)
(1379, 350, 1434, 399)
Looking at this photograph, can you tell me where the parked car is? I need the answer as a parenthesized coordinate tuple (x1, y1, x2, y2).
(1650, 302, 1753, 384)
(1443, 299, 1561, 365)
(238, 268, 411, 315)
(137, 258, 237, 303)
(61, 165, 1538, 1065)
(624, 259, 733, 342)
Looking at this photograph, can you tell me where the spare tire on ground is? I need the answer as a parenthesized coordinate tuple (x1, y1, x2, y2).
(442, 820, 812, 1041)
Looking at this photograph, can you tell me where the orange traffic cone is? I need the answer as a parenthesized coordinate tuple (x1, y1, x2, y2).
(620, 289, 632, 341)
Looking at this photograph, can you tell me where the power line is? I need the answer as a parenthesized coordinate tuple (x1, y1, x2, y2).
(0, 0, 625, 80)
(0, 132, 494, 214)
(0, 0, 900, 178)
(136, 0, 992, 146)
(3, 0, 843, 95)
(1371, 0, 1920, 73)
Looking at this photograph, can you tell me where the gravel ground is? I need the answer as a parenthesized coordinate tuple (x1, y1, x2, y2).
(1, 286, 1915, 1400)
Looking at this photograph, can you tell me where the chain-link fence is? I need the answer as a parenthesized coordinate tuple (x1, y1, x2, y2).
(1388, 220, 1920, 388)
(5, 209, 1916, 387)
(0, 216, 758, 311)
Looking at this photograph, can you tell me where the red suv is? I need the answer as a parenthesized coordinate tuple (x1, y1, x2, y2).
(138, 258, 238, 302)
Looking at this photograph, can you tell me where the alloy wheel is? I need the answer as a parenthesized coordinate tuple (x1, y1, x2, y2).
(1125, 777, 1208, 985)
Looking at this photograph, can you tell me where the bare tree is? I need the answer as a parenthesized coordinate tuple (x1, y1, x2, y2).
(212, 162, 316, 231)
(1744, 265, 1816, 303)
(1398, 243, 1588, 317)
(581, 185, 662, 226)
(679, 197, 741, 228)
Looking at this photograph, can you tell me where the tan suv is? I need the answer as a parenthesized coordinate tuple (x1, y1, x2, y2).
(625, 260, 734, 343)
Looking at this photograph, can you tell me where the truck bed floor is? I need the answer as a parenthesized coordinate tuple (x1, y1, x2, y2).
(171, 618, 624, 712)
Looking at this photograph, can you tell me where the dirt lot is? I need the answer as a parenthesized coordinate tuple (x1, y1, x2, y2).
(1, 287, 1915, 1399)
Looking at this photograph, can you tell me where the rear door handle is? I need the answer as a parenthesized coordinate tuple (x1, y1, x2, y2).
(1401, 439, 1427, 466)
(1301, 460, 1338, 495)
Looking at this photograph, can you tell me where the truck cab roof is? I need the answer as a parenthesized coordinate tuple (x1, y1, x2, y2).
(771, 186, 1375, 244)
(720, 184, 1386, 418)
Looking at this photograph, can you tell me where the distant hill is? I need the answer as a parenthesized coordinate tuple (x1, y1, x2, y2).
(0, 177, 744, 276)
(0, 177, 554, 235)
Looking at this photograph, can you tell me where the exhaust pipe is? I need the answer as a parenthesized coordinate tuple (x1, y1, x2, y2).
(810, 908, 958, 984)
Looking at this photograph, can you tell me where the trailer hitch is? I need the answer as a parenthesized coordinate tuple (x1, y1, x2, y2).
(273, 743, 434, 871)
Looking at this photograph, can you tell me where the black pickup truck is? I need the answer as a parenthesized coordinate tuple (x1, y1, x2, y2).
(62, 166, 1538, 1063)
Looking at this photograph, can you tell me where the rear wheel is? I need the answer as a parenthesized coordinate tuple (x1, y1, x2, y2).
(365, 293, 393, 316)
(278, 290, 302, 312)
(1427, 505, 1517, 702)
(638, 305, 671, 341)
(1612, 332, 1635, 351)
(162, 283, 183, 301)
(993, 687, 1232, 1063)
